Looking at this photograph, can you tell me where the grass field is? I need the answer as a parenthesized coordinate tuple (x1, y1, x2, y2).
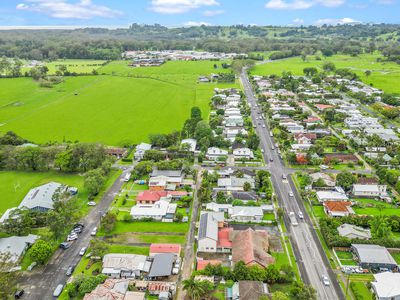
(0, 171, 85, 215)
(251, 53, 400, 94)
(1, 60, 237, 146)
(22, 59, 107, 75)
(98, 221, 188, 235)
(350, 282, 373, 300)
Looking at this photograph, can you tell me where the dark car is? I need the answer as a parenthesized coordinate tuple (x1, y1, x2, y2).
(60, 242, 71, 250)
(14, 290, 24, 299)
(66, 265, 75, 276)
(73, 223, 84, 229)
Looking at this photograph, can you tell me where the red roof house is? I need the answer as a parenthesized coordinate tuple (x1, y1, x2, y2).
(136, 190, 168, 204)
(323, 201, 354, 217)
(315, 104, 334, 111)
(149, 244, 181, 256)
(217, 227, 233, 249)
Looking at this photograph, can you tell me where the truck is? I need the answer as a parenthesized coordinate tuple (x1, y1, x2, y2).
(289, 212, 298, 226)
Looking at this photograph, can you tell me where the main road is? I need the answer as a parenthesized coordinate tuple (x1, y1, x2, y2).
(240, 69, 345, 300)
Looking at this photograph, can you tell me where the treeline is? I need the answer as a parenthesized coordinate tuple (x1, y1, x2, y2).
(0, 24, 398, 60)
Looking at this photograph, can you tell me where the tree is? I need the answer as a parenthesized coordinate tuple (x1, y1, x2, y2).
(100, 211, 117, 233)
(0, 252, 19, 299)
(365, 70, 371, 77)
(336, 171, 356, 191)
(272, 291, 289, 300)
(303, 67, 318, 77)
(370, 214, 392, 239)
(182, 278, 212, 300)
(322, 61, 336, 72)
(243, 182, 252, 192)
(28, 240, 52, 264)
(84, 168, 105, 198)
(1, 208, 33, 236)
(289, 281, 317, 300)
(89, 238, 109, 258)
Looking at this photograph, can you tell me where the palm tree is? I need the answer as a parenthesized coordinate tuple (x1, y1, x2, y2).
(182, 278, 205, 300)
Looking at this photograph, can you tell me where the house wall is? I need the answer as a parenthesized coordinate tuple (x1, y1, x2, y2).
(198, 238, 217, 253)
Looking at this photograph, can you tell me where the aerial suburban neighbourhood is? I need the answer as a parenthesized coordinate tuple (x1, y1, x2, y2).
(0, 2, 400, 300)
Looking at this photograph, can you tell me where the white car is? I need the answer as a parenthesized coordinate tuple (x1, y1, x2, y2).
(289, 192, 294, 197)
(322, 275, 330, 286)
(79, 247, 87, 256)
(67, 234, 78, 241)
(262, 124, 265, 128)
(87, 201, 96, 206)
(91, 227, 98, 236)
(298, 211, 304, 219)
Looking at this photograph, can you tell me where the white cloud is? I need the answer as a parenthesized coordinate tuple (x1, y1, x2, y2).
(265, 0, 345, 10)
(314, 17, 360, 25)
(373, 0, 395, 4)
(292, 18, 304, 24)
(16, 0, 122, 19)
(184, 21, 211, 26)
(150, 0, 219, 14)
(203, 9, 224, 16)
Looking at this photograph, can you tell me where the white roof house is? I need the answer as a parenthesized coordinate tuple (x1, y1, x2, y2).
(0, 234, 38, 263)
(352, 184, 387, 197)
(134, 143, 152, 160)
(337, 224, 371, 240)
(206, 202, 232, 213)
(233, 148, 254, 160)
(371, 272, 400, 300)
(181, 139, 197, 152)
(217, 177, 255, 191)
(228, 206, 263, 222)
(197, 212, 224, 253)
(130, 200, 177, 221)
(316, 189, 348, 202)
(19, 182, 64, 211)
(102, 254, 149, 278)
(206, 147, 228, 160)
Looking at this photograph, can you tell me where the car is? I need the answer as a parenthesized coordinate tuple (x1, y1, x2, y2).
(60, 242, 71, 250)
(73, 223, 84, 229)
(79, 247, 87, 256)
(271, 146, 275, 150)
(53, 284, 64, 297)
(262, 124, 265, 128)
(261, 149, 264, 153)
(73, 227, 82, 234)
(274, 143, 278, 148)
(269, 158, 274, 162)
(282, 174, 287, 180)
(91, 227, 98, 236)
(67, 234, 78, 241)
(87, 201, 96, 206)
(321, 275, 330, 286)
(14, 290, 24, 299)
(289, 192, 294, 197)
(66, 265, 75, 276)
(298, 211, 304, 219)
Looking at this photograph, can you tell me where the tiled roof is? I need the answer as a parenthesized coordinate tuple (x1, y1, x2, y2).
(217, 227, 233, 248)
(150, 244, 181, 255)
(323, 201, 352, 212)
(197, 260, 222, 271)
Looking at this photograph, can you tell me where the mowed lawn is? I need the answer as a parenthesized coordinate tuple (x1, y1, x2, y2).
(251, 53, 400, 94)
(98, 221, 188, 235)
(0, 76, 211, 145)
(0, 171, 85, 215)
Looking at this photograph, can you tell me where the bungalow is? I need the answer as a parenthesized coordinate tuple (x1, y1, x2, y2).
(233, 148, 254, 160)
(206, 202, 232, 213)
(102, 254, 149, 278)
(324, 153, 359, 164)
(337, 224, 371, 240)
(181, 139, 197, 152)
(83, 279, 145, 300)
(106, 147, 128, 159)
(231, 228, 274, 268)
(316, 188, 348, 202)
(371, 272, 400, 300)
(130, 200, 177, 221)
(294, 133, 317, 144)
(352, 244, 398, 271)
(136, 190, 188, 204)
(149, 244, 181, 257)
(323, 201, 354, 217)
(352, 184, 387, 197)
(206, 147, 228, 161)
(228, 206, 264, 222)
(134, 143, 152, 161)
(217, 176, 255, 191)
(19, 182, 68, 212)
(0, 234, 38, 264)
(147, 253, 175, 280)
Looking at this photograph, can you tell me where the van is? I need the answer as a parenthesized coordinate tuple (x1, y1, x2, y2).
(53, 284, 64, 297)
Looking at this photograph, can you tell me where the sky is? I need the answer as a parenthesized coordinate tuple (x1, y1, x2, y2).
(0, 0, 398, 28)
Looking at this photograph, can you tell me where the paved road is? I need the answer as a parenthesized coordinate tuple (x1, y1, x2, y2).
(177, 167, 202, 300)
(20, 166, 132, 299)
(240, 69, 345, 300)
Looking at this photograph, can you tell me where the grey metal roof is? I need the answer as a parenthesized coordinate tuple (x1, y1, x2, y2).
(19, 182, 64, 210)
(352, 244, 397, 265)
(198, 212, 223, 241)
(151, 169, 183, 178)
(0, 234, 38, 263)
(148, 253, 174, 277)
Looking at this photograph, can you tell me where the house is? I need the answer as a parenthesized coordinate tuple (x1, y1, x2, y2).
(324, 153, 359, 164)
(231, 228, 274, 268)
(106, 147, 128, 159)
(228, 206, 264, 222)
(136, 190, 188, 204)
(233, 148, 254, 160)
(83, 279, 146, 300)
(19, 182, 67, 212)
(225, 115, 244, 127)
(227, 281, 268, 300)
(197, 212, 225, 253)
(337, 224, 371, 240)
(316, 188, 348, 202)
(149, 244, 181, 257)
(352, 184, 387, 197)
(310, 172, 336, 187)
(352, 244, 398, 271)
(147, 253, 175, 279)
(206, 202, 232, 213)
(206, 147, 228, 161)
(0, 234, 38, 264)
(149, 170, 183, 190)
(217, 177, 255, 191)
(228, 191, 258, 202)
(357, 177, 379, 185)
(371, 272, 400, 300)
(323, 201, 354, 217)
(102, 254, 149, 278)
(130, 200, 177, 221)
(181, 139, 197, 152)
(315, 104, 334, 111)
(134, 143, 152, 161)
(196, 259, 222, 271)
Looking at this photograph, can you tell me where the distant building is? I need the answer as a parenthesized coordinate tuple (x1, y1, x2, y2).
(337, 224, 371, 240)
(206, 147, 228, 161)
(352, 244, 398, 271)
(233, 148, 254, 160)
(134, 143, 152, 161)
(83, 279, 145, 300)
